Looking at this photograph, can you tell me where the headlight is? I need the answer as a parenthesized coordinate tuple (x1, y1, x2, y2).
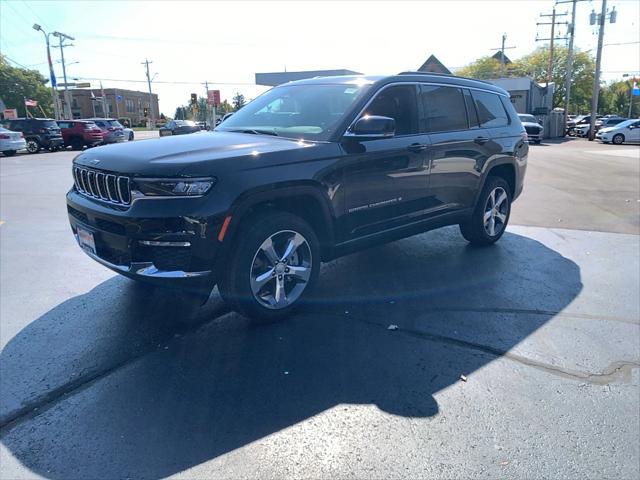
(134, 177, 216, 197)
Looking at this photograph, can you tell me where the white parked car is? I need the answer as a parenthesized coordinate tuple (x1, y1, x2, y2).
(596, 119, 640, 144)
(0, 126, 26, 156)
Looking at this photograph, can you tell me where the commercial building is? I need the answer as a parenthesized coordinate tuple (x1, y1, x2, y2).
(255, 69, 362, 86)
(59, 88, 159, 126)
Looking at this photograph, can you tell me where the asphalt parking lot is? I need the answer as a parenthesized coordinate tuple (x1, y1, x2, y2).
(1, 138, 639, 479)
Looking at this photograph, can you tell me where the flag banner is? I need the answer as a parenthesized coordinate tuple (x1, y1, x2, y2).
(632, 82, 640, 97)
(24, 99, 38, 107)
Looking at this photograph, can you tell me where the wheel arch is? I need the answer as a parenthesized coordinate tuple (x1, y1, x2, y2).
(222, 182, 337, 261)
(472, 159, 517, 210)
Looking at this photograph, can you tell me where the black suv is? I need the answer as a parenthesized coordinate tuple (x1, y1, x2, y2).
(66, 73, 528, 321)
(0, 118, 64, 153)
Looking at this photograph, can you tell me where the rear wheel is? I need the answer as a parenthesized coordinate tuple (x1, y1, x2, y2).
(71, 138, 84, 150)
(3, 150, 16, 157)
(218, 211, 320, 322)
(612, 133, 625, 145)
(129, 131, 134, 141)
(460, 176, 511, 246)
(25, 139, 40, 154)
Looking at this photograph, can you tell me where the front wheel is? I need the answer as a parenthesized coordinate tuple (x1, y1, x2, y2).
(218, 211, 320, 322)
(460, 177, 512, 246)
(612, 134, 625, 145)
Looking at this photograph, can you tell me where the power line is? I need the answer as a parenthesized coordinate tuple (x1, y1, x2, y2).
(2, 54, 29, 69)
(71, 76, 258, 86)
(19, 0, 50, 30)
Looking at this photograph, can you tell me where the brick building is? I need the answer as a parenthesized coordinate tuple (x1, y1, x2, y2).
(59, 88, 159, 126)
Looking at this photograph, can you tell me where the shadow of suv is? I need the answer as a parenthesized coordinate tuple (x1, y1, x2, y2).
(66, 72, 528, 321)
(0, 118, 64, 153)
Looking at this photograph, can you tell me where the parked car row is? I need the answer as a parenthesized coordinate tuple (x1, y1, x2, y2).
(596, 119, 640, 144)
(0, 117, 134, 155)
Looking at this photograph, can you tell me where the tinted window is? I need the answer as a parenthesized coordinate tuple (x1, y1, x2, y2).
(518, 114, 537, 123)
(365, 85, 419, 136)
(472, 91, 509, 128)
(420, 85, 468, 133)
(58, 121, 72, 128)
(108, 120, 123, 128)
(40, 120, 59, 128)
(464, 89, 479, 128)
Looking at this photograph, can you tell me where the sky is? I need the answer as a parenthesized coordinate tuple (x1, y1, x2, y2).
(1, 0, 639, 116)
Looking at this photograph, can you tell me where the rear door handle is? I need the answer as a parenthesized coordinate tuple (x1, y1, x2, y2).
(474, 136, 489, 145)
(407, 143, 428, 152)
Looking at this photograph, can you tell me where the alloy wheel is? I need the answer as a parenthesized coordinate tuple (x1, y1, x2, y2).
(612, 134, 624, 145)
(26, 140, 39, 153)
(483, 187, 509, 237)
(249, 230, 312, 309)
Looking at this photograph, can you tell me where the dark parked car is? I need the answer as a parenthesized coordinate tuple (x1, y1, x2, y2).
(67, 72, 528, 321)
(0, 118, 64, 153)
(86, 118, 125, 144)
(517, 114, 544, 144)
(159, 120, 200, 136)
(57, 120, 104, 149)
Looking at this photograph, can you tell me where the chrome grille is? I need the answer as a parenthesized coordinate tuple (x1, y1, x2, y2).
(73, 166, 132, 206)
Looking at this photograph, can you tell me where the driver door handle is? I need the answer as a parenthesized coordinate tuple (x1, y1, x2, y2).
(474, 136, 489, 145)
(407, 143, 428, 152)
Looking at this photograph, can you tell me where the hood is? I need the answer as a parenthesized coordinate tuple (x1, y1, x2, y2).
(73, 131, 315, 176)
(521, 121, 543, 129)
(598, 126, 617, 134)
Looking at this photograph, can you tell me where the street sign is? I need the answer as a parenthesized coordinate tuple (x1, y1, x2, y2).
(116, 95, 123, 101)
(208, 90, 221, 106)
(3, 109, 18, 119)
(76, 82, 91, 88)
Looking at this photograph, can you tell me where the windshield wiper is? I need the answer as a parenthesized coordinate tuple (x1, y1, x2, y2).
(228, 128, 278, 137)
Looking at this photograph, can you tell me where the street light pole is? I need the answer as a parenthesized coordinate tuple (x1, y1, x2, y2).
(33, 24, 60, 120)
(142, 59, 155, 130)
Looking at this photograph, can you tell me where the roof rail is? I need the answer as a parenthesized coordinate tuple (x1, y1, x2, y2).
(397, 71, 495, 86)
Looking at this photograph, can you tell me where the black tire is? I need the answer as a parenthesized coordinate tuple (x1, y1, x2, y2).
(3, 150, 16, 157)
(459, 176, 512, 246)
(218, 211, 320, 322)
(129, 131, 134, 141)
(25, 139, 40, 154)
(612, 134, 625, 145)
(71, 138, 84, 150)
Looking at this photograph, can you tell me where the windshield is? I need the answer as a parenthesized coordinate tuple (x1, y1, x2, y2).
(41, 120, 59, 128)
(176, 120, 195, 126)
(518, 114, 537, 123)
(609, 119, 635, 128)
(107, 120, 123, 128)
(216, 83, 371, 141)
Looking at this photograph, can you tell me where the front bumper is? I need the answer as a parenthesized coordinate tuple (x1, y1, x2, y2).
(41, 136, 64, 148)
(66, 189, 224, 289)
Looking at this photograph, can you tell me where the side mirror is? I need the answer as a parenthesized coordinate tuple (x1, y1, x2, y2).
(344, 115, 395, 140)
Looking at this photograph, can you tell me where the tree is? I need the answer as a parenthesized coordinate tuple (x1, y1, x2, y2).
(0, 55, 53, 117)
(232, 92, 246, 111)
(599, 79, 640, 118)
(510, 46, 595, 112)
(456, 56, 505, 80)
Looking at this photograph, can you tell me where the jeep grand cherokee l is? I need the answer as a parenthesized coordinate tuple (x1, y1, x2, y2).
(67, 73, 528, 321)
(1, 118, 64, 153)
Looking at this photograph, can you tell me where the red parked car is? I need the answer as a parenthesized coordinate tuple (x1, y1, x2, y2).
(57, 120, 104, 150)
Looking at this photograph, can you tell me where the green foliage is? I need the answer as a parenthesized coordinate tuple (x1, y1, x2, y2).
(456, 56, 505, 80)
(455, 46, 596, 113)
(0, 55, 53, 117)
(510, 46, 595, 111)
(599, 80, 640, 118)
(232, 92, 246, 111)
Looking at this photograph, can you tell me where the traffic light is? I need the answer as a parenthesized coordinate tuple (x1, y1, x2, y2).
(190, 93, 197, 105)
(143, 107, 148, 117)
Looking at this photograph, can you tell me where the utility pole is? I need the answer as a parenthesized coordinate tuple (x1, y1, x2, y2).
(52, 31, 74, 119)
(32, 24, 61, 120)
(537, 7, 568, 84)
(142, 59, 155, 130)
(491, 34, 515, 77)
(557, 0, 579, 134)
(588, 0, 613, 141)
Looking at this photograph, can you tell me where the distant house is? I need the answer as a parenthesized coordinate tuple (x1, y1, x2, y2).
(417, 55, 452, 74)
(491, 51, 512, 65)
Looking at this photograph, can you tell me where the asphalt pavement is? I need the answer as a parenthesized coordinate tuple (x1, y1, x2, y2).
(0, 138, 638, 479)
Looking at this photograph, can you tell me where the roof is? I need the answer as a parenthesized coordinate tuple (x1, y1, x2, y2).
(417, 55, 452, 74)
(283, 73, 508, 96)
(491, 51, 512, 64)
(255, 69, 362, 86)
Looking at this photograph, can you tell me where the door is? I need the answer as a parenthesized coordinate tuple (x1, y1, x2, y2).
(342, 84, 431, 239)
(423, 86, 502, 214)
(628, 121, 640, 142)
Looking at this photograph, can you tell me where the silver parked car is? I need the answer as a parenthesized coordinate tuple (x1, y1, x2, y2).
(0, 126, 26, 156)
